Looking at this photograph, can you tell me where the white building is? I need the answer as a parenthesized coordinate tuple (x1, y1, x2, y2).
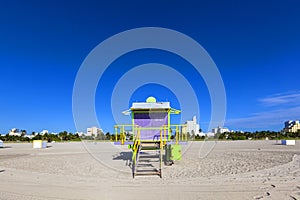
(206, 132, 215, 137)
(8, 128, 21, 136)
(24, 135, 34, 139)
(86, 127, 103, 137)
(183, 116, 201, 136)
(76, 132, 85, 137)
(40, 130, 49, 135)
(212, 126, 230, 134)
(284, 120, 300, 133)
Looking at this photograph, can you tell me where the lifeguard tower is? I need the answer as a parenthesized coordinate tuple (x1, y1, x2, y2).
(114, 97, 187, 178)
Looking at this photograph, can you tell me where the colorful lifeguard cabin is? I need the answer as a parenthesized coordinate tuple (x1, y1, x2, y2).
(114, 97, 187, 178)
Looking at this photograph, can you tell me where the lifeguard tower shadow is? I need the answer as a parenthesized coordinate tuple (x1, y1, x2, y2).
(112, 151, 134, 169)
(112, 151, 132, 161)
(112, 150, 161, 170)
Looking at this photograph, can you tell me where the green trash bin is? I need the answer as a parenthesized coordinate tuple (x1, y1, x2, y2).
(171, 144, 181, 161)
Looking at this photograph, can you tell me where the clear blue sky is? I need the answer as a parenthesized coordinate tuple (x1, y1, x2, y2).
(0, 0, 299, 134)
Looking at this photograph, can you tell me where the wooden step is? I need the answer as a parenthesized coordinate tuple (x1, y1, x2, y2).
(134, 169, 161, 178)
(135, 169, 160, 175)
(139, 154, 159, 158)
(141, 143, 159, 147)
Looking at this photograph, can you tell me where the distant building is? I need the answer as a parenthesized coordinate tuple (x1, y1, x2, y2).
(212, 126, 230, 134)
(76, 132, 85, 137)
(86, 127, 103, 137)
(284, 120, 300, 133)
(206, 132, 215, 137)
(24, 135, 34, 139)
(40, 130, 49, 135)
(8, 128, 21, 136)
(183, 116, 201, 136)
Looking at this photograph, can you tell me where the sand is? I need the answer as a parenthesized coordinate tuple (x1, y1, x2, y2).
(0, 140, 299, 200)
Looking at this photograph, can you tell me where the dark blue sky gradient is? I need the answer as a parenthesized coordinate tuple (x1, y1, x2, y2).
(0, 0, 299, 133)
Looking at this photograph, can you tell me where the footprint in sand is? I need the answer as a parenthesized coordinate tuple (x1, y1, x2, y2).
(256, 184, 276, 199)
(289, 195, 297, 200)
(289, 187, 300, 200)
(261, 184, 276, 190)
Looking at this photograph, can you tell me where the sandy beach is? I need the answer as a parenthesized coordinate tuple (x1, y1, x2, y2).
(0, 140, 299, 200)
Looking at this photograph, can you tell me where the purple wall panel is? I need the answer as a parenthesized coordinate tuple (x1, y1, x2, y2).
(134, 112, 168, 140)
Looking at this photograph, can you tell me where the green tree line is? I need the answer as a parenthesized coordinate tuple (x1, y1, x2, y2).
(215, 130, 300, 140)
(0, 131, 81, 142)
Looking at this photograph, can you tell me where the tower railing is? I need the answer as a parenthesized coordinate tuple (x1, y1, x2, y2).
(114, 124, 188, 145)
